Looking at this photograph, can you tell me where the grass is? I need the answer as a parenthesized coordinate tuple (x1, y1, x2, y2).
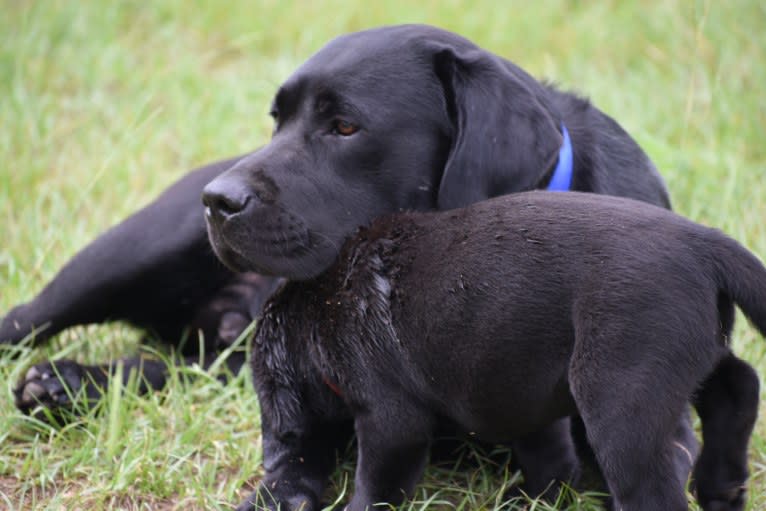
(0, 0, 765, 509)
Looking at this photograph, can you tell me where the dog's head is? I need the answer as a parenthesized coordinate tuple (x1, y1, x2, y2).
(203, 25, 563, 279)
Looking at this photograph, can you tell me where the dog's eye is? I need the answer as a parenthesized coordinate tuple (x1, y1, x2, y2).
(333, 119, 358, 136)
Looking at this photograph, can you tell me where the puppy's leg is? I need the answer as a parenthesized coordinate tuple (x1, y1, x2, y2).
(346, 402, 433, 511)
(244, 327, 353, 511)
(573, 390, 687, 509)
(569, 337, 690, 510)
(671, 408, 700, 487)
(570, 415, 611, 507)
(237, 409, 352, 511)
(693, 353, 759, 511)
(572, 408, 697, 505)
(510, 417, 580, 499)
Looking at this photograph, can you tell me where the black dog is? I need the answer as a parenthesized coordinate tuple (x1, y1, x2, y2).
(5, 23, 681, 499)
(7, 24, 664, 411)
(241, 191, 762, 511)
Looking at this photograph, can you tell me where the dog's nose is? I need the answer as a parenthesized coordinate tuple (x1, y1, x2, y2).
(202, 178, 252, 219)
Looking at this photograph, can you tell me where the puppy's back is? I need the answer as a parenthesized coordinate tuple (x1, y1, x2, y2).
(270, 190, 753, 439)
(339, 191, 717, 351)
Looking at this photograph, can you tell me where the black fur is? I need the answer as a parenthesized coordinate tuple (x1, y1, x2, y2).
(202, 25, 669, 279)
(1, 23, 687, 505)
(5, 24, 666, 417)
(243, 192, 762, 511)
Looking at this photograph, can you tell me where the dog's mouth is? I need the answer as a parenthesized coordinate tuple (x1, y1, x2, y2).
(205, 207, 338, 280)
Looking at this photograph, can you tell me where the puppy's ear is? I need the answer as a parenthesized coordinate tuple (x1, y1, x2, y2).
(432, 45, 563, 210)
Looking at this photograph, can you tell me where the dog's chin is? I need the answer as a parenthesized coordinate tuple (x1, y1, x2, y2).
(242, 250, 336, 280)
(208, 241, 251, 274)
(208, 229, 338, 280)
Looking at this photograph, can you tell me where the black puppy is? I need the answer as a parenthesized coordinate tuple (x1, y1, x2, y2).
(242, 191, 762, 511)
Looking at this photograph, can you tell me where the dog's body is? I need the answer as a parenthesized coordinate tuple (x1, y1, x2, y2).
(6, 24, 666, 413)
(247, 191, 762, 511)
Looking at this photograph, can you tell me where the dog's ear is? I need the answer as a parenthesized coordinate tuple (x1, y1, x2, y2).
(432, 45, 563, 210)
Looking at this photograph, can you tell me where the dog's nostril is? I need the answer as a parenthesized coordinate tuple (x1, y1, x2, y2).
(202, 181, 252, 218)
(214, 193, 249, 216)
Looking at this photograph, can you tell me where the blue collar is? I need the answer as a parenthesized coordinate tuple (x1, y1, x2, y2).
(546, 123, 573, 191)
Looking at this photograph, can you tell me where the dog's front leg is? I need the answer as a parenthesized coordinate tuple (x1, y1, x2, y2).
(237, 415, 351, 511)
(241, 346, 352, 511)
(345, 402, 433, 511)
(0, 157, 240, 347)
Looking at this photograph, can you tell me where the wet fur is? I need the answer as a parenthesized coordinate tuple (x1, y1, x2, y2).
(248, 192, 762, 511)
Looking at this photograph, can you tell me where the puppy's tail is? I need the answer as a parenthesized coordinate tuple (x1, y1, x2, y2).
(710, 230, 766, 337)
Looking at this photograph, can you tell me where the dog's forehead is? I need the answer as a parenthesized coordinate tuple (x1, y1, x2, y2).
(279, 29, 445, 110)
(275, 25, 477, 120)
(298, 39, 420, 81)
(290, 24, 472, 85)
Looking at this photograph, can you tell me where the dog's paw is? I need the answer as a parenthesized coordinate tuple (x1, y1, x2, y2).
(696, 485, 746, 511)
(0, 304, 43, 346)
(188, 274, 284, 351)
(14, 360, 107, 419)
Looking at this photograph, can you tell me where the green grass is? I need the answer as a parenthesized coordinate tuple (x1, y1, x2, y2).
(1, 0, 765, 509)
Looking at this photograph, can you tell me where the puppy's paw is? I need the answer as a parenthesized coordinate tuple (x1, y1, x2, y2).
(14, 360, 107, 420)
(696, 485, 746, 511)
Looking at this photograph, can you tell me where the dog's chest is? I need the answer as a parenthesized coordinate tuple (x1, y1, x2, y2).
(306, 241, 408, 403)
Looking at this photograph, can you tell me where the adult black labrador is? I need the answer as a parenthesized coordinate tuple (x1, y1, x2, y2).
(242, 191, 762, 511)
(5, 24, 668, 412)
(3, 23, 694, 501)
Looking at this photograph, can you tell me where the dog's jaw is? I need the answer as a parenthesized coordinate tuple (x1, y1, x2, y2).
(205, 209, 339, 280)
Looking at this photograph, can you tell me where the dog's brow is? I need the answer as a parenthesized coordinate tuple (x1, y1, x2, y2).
(273, 81, 306, 118)
(316, 97, 332, 115)
(275, 78, 331, 122)
(315, 89, 363, 120)
(273, 88, 288, 112)
(315, 90, 338, 115)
